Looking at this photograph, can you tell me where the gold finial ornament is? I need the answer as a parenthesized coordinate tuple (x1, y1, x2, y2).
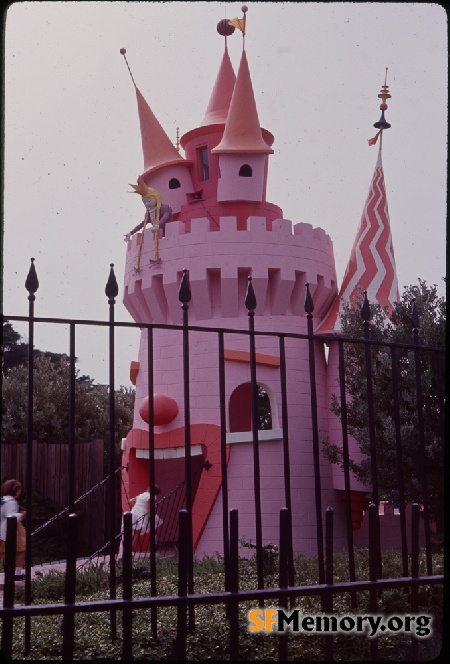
(368, 68, 392, 145)
(378, 67, 391, 104)
(229, 5, 248, 47)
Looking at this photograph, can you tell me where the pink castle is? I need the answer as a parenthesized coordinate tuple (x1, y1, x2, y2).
(120, 18, 406, 557)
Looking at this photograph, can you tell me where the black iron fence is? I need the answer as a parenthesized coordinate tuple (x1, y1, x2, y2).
(0, 260, 445, 660)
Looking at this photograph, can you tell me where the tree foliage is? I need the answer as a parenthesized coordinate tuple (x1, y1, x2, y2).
(2, 319, 29, 371)
(1, 322, 134, 450)
(323, 279, 445, 542)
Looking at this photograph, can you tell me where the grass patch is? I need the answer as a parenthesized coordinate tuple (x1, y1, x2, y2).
(6, 549, 443, 661)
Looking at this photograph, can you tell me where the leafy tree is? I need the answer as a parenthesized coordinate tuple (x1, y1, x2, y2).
(2, 319, 29, 371)
(1, 352, 134, 453)
(322, 279, 445, 543)
(257, 386, 272, 430)
(2, 319, 77, 371)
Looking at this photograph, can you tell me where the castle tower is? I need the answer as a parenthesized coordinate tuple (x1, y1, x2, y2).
(317, 73, 399, 529)
(211, 49, 273, 205)
(121, 15, 341, 557)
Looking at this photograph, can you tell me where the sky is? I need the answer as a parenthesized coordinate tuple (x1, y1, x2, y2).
(2, 1, 447, 387)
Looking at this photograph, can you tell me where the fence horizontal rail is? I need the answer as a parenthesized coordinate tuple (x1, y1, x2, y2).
(0, 574, 443, 619)
(2, 263, 444, 660)
(5, 314, 445, 351)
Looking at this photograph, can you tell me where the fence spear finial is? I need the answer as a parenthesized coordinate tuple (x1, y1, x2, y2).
(245, 276, 257, 313)
(178, 269, 191, 304)
(105, 263, 119, 301)
(361, 291, 372, 322)
(304, 283, 314, 315)
(25, 257, 39, 295)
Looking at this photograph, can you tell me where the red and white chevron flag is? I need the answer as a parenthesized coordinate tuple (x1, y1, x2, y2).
(317, 146, 399, 333)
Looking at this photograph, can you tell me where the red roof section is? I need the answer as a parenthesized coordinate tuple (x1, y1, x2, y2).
(212, 50, 273, 154)
(200, 46, 236, 126)
(135, 86, 186, 175)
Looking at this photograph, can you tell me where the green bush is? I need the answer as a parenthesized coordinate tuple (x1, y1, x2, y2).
(14, 565, 110, 603)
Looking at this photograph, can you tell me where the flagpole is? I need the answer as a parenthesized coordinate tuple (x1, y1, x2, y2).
(242, 5, 247, 50)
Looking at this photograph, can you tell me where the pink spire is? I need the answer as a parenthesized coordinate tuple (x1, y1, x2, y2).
(121, 48, 187, 175)
(212, 50, 273, 154)
(200, 46, 236, 126)
(317, 141, 399, 333)
(135, 87, 185, 175)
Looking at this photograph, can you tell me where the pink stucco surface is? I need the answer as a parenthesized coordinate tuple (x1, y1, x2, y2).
(216, 154, 268, 202)
(123, 213, 347, 556)
(124, 215, 337, 325)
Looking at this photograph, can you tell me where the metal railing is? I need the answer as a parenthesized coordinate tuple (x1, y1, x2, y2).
(0, 260, 445, 660)
(78, 463, 205, 569)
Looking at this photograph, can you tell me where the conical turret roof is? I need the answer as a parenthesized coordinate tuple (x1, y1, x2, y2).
(135, 86, 187, 175)
(212, 50, 273, 154)
(317, 142, 399, 333)
(200, 46, 236, 126)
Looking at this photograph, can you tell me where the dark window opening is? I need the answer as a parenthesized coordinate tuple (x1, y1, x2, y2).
(229, 383, 272, 433)
(169, 178, 181, 189)
(198, 147, 210, 181)
(239, 164, 252, 177)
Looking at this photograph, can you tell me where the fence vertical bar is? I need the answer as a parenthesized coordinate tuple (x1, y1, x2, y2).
(105, 263, 119, 641)
(305, 283, 325, 583)
(435, 350, 445, 549)
(146, 325, 158, 638)
(122, 511, 133, 661)
(245, 276, 264, 593)
(229, 508, 239, 661)
(68, 322, 76, 512)
(1, 516, 18, 658)
(368, 503, 379, 661)
(411, 301, 432, 574)
(435, 350, 445, 456)
(361, 292, 382, 581)
(179, 269, 195, 631)
(337, 339, 357, 608)
(24, 257, 38, 655)
(279, 336, 295, 587)
(410, 503, 420, 660)
(176, 508, 189, 660)
(324, 507, 334, 661)
(278, 507, 290, 662)
(390, 345, 408, 576)
(218, 331, 230, 592)
(62, 513, 77, 661)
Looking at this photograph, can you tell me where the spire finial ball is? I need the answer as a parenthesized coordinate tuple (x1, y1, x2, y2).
(380, 102, 388, 111)
(120, 48, 126, 55)
(242, 5, 248, 13)
(217, 18, 235, 36)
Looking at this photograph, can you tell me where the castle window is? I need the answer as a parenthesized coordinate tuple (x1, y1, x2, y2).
(169, 178, 181, 189)
(239, 164, 252, 177)
(229, 383, 272, 433)
(198, 147, 210, 181)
